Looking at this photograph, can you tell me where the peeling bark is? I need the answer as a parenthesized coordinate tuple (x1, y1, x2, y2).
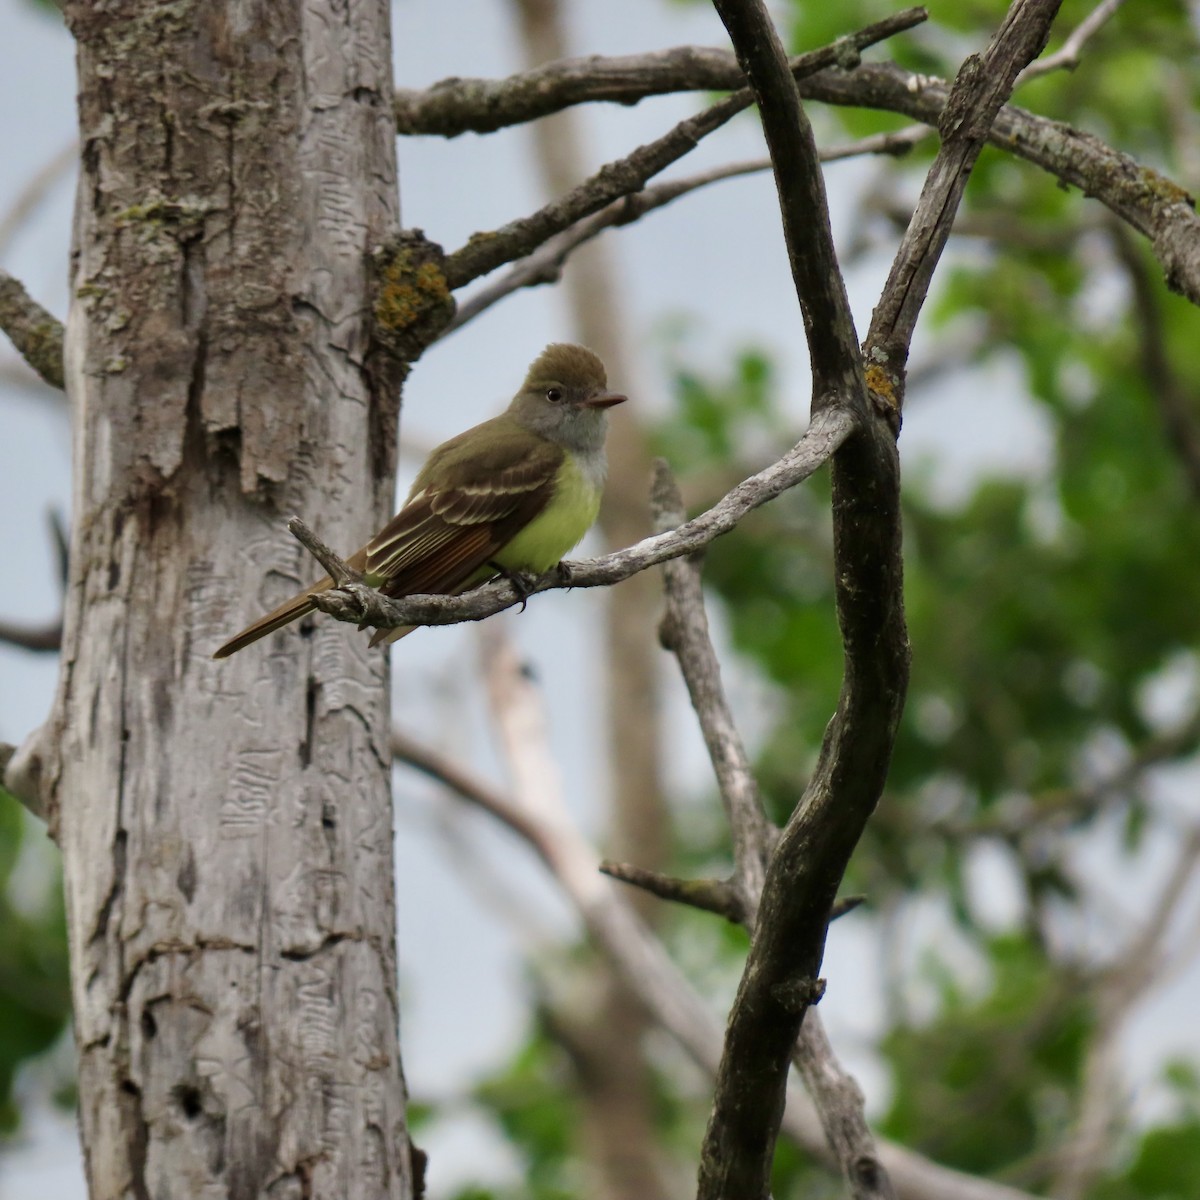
(52, 2, 410, 1196)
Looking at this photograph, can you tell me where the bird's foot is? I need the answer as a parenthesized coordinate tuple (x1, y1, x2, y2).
(487, 561, 538, 613)
(555, 561, 574, 587)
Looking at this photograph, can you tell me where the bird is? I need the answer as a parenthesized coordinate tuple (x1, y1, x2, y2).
(213, 343, 626, 658)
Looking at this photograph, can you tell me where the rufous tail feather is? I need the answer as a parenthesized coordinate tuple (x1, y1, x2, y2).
(212, 580, 330, 659)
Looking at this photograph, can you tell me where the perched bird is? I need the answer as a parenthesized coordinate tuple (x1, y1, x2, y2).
(213, 343, 625, 658)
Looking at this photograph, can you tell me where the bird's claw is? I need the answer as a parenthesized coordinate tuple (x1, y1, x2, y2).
(488, 561, 538, 613)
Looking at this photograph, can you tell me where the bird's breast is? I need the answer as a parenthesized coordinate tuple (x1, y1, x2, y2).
(494, 452, 604, 573)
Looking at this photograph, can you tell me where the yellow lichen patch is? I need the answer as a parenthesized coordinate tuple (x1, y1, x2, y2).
(865, 362, 899, 414)
(374, 250, 450, 333)
(1137, 167, 1194, 209)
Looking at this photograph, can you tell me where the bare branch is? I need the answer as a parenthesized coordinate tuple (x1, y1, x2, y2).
(1052, 826, 1200, 1199)
(1017, 0, 1126, 82)
(445, 124, 930, 337)
(792, 1013, 896, 1200)
(652, 460, 772, 902)
(286, 516, 364, 588)
(401, 45, 1200, 312)
(395, 9, 930, 137)
(300, 404, 856, 634)
(599, 860, 747, 923)
(0, 269, 65, 390)
(442, 91, 751, 289)
(941, 706, 1200, 840)
(0, 618, 63, 653)
(865, 0, 1063, 414)
(0, 512, 69, 654)
(690, 1, 909, 1195)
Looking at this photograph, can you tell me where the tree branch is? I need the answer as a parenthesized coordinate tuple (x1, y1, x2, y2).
(395, 9, 929, 137)
(598, 860, 747, 923)
(442, 91, 750, 288)
(0, 140, 77, 259)
(444, 125, 931, 338)
(864, 0, 1063, 413)
(1052, 825, 1200, 1199)
(0, 269, 65, 390)
(712, 0, 862, 395)
(0, 511, 69, 654)
(296, 404, 856, 634)
(653, 461, 772, 903)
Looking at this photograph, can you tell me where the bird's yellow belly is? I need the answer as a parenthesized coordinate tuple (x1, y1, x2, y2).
(494, 454, 602, 573)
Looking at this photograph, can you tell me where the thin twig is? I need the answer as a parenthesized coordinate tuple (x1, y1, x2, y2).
(0, 512, 71, 654)
(864, 0, 1064, 416)
(799, 62, 1200, 310)
(1017, 0, 1126, 82)
(0, 269, 65, 390)
(286, 517, 363, 587)
(0, 618, 63, 653)
(1108, 219, 1200, 501)
(395, 9, 929, 137)
(599, 860, 746, 923)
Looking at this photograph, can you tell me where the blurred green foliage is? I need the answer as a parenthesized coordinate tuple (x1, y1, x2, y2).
(0, 787, 70, 1134)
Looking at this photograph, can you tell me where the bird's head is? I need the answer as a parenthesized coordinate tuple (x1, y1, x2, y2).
(509, 343, 627, 453)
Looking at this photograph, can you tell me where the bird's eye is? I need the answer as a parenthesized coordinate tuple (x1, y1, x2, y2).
(546, 387, 563, 403)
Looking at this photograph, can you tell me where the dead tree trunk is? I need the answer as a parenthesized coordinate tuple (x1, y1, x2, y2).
(49, 2, 411, 1195)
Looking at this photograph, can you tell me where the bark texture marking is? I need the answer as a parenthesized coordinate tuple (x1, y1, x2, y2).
(54, 2, 409, 1197)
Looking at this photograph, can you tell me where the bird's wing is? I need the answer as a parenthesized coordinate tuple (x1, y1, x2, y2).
(363, 431, 562, 597)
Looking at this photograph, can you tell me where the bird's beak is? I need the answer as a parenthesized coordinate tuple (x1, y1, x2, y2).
(583, 391, 628, 410)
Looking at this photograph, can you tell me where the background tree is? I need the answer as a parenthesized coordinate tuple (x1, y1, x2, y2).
(3, 1, 1200, 1199)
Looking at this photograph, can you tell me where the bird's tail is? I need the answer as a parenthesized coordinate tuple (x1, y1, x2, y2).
(212, 578, 330, 659)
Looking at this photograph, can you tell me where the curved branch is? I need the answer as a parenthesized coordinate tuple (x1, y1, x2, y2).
(395, 8, 929, 137)
(443, 90, 749, 288)
(1017, 0, 1126, 82)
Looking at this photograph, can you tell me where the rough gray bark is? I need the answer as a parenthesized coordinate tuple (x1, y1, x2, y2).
(49, 2, 411, 1197)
